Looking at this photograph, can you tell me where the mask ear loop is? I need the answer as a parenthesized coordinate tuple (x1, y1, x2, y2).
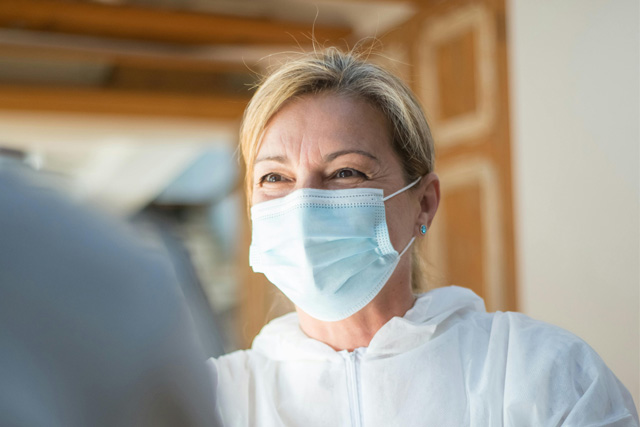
(383, 176, 422, 257)
(382, 177, 422, 201)
(398, 236, 416, 258)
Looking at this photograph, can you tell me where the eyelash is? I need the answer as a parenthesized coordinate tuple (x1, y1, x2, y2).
(331, 168, 368, 180)
(258, 168, 368, 185)
(258, 173, 287, 184)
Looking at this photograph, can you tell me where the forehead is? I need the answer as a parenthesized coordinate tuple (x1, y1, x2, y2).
(256, 93, 394, 160)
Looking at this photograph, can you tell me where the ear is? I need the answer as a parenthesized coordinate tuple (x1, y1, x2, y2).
(414, 172, 440, 235)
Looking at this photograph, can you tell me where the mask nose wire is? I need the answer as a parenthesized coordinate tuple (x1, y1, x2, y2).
(382, 177, 422, 202)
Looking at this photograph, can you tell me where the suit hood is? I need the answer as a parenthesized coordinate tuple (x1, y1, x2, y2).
(251, 286, 485, 361)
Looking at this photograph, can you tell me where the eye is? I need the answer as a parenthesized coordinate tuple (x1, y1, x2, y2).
(259, 173, 286, 184)
(333, 168, 367, 179)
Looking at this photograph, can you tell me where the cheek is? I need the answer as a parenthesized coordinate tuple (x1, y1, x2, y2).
(385, 197, 417, 251)
(249, 187, 260, 205)
(251, 191, 271, 206)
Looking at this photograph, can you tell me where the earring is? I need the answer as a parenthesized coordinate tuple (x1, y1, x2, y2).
(420, 224, 427, 235)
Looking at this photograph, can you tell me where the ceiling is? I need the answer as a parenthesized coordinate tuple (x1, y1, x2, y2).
(0, 0, 416, 99)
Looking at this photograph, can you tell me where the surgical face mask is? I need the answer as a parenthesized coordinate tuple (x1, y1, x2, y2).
(249, 178, 420, 322)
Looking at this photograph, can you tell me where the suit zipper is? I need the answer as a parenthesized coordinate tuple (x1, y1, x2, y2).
(342, 349, 363, 427)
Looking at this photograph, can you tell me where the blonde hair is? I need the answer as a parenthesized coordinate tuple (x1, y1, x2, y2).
(240, 46, 436, 291)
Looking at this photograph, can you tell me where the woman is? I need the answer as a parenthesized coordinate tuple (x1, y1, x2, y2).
(211, 48, 638, 426)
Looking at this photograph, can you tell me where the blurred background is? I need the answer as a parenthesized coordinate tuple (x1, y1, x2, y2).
(0, 0, 637, 408)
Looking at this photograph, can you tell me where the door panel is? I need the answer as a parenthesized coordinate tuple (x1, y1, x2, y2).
(380, 0, 516, 311)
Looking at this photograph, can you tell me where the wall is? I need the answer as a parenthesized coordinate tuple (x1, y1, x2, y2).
(508, 0, 639, 407)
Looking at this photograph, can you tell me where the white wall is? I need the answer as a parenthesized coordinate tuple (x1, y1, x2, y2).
(508, 0, 639, 408)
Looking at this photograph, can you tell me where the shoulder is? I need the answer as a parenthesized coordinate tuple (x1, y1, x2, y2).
(210, 349, 279, 426)
(434, 306, 602, 377)
(439, 301, 596, 354)
(483, 311, 606, 375)
(210, 348, 275, 397)
(486, 310, 588, 353)
(210, 312, 301, 381)
(467, 311, 638, 424)
(459, 310, 612, 384)
(423, 298, 638, 424)
(212, 349, 265, 379)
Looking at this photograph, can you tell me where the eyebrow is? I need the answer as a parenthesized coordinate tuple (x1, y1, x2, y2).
(254, 149, 379, 165)
(254, 155, 287, 164)
(324, 149, 379, 163)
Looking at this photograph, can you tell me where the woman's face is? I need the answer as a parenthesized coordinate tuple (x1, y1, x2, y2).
(251, 92, 424, 254)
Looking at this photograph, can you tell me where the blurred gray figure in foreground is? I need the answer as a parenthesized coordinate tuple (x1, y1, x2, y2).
(0, 166, 222, 426)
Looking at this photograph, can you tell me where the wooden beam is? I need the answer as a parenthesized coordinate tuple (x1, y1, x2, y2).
(335, 0, 417, 2)
(0, 0, 351, 46)
(0, 44, 252, 74)
(0, 85, 249, 120)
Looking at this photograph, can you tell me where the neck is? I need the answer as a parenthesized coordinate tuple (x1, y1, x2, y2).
(297, 280, 416, 352)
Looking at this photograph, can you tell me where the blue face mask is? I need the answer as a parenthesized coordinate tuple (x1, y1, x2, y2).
(249, 178, 420, 322)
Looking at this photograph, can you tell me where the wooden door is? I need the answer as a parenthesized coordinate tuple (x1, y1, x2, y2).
(378, 0, 517, 312)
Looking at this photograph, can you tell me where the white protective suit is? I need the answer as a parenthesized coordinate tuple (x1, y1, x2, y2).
(211, 286, 638, 426)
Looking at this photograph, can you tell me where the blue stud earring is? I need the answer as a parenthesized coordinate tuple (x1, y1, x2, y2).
(420, 225, 427, 235)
